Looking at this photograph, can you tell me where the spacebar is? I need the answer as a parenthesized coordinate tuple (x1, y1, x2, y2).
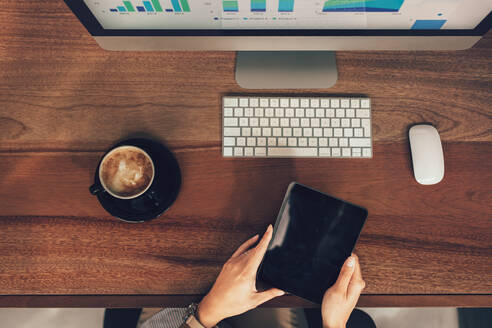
(268, 148, 318, 157)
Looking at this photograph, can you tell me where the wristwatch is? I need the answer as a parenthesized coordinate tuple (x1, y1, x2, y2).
(183, 303, 209, 328)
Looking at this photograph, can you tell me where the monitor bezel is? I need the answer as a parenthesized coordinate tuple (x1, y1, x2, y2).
(64, 1, 491, 37)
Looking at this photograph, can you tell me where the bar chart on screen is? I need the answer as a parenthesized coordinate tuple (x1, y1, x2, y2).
(322, 0, 404, 12)
(109, 0, 191, 13)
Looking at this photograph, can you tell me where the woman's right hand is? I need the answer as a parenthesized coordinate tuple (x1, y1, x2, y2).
(321, 254, 366, 328)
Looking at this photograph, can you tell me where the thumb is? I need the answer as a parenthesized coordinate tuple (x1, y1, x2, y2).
(255, 288, 285, 305)
(333, 256, 356, 293)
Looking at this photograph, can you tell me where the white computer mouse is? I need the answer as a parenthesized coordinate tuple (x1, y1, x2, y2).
(409, 125, 445, 185)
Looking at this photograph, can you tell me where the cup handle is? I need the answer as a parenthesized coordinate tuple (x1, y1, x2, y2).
(89, 183, 103, 195)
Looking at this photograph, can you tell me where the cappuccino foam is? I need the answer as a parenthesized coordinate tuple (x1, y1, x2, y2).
(100, 147, 154, 198)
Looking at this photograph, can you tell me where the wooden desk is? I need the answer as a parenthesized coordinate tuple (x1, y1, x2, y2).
(0, 1, 491, 307)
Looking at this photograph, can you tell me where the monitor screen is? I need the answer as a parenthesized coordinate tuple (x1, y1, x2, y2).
(83, 0, 491, 30)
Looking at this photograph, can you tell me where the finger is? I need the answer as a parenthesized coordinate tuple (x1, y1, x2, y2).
(347, 254, 366, 299)
(333, 255, 356, 293)
(254, 288, 285, 305)
(249, 225, 273, 268)
(230, 234, 260, 258)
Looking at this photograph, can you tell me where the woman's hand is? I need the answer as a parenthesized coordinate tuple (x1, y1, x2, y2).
(321, 254, 366, 328)
(197, 225, 284, 328)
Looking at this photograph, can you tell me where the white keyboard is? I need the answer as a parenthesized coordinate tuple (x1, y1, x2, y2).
(222, 96, 372, 158)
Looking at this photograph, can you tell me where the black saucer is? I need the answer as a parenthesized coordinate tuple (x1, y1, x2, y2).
(92, 139, 181, 223)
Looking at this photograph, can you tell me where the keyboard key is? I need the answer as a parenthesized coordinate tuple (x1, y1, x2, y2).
(290, 98, 299, 107)
(234, 147, 243, 156)
(351, 99, 360, 108)
(280, 98, 290, 107)
(224, 137, 235, 146)
(224, 128, 241, 136)
(269, 148, 317, 157)
(278, 138, 287, 146)
(239, 98, 249, 107)
(354, 128, 363, 137)
(260, 98, 269, 107)
(260, 118, 269, 127)
(224, 108, 233, 116)
(352, 147, 361, 156)
(321, 118, 330, 127)
(361, 119, 371, 137)
(341, 118, 350, 127)
(301, 118, 310, 127)
(283, 128, 292, 137)
(331, 99, 340, 108)
(329, 138, 338, 147)
(270, 118, 279, 127)
(300, 99, 310, 107)
(247, 137, 256, 146)
(250, 117, 259, 126)
(339, 138, 348, 147)
(290, 118, 300, 127)
(346, 108, 355, 117)
(357, 109, 370, 118)
(299, 138, 307, 146)
(336, 109, 345, 117)
(270, 99, 279, 107)
(265, 108, 274, 117)
(306, 108, 315, 117)
(224, 118, 238, 126)
(303, 128, 313, 137)
(255, 147, 266, 156)
(314, 128, 323, 137)
(288, 138, 297, 147)
(252, 128, 262, 136)
(319, 138, 328, 147)
(280, 118, 289, 127)
(293, 128, 302, 137)
(311, 118, 320, 127)
(334, 128, 343, 137)
(245, 108, 254, 117)
(224, 98, 238, 107)
(273, 128, 282, 136)
(234, 108, 243, 117)
(316, 108, 325, 117)
(311, 99, 320, 107)
(242, 128, 251, 136)
(332, 148, 341, 156)
(361, 99, 370, 108)
(331, 118, 340, 127)
(341, 99, 350, 108)
(275, 108, 284, 117)
(326, 108, 335, 117)
(223, 147, 233, 156)
(237, 137, 246, 146)
(296, 108, 305, 117)
(249, 98, 259, 107)
(319, 148, 331, 157)
(350, 138, 371, 147)
(352, 118, 361, 127)
(255, 108, 264, 117)
(321, 99, 330, 107)
(344, 128, 353, 137)
(362, 148, 372, 157)
(309, 138, 318, 147)
(324, 128, 333, 137)
(342, 148, 351, 157)
(268, 138, 277, 146)
(244, 147, 253, 156)
(238, 118, 248, 127)
(257, 137, 266, 146)
(262, 128, 272, 136)
(285, 108, 294, 117)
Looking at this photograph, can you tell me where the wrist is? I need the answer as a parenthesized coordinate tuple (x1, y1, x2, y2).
(197, 296, 223, 328)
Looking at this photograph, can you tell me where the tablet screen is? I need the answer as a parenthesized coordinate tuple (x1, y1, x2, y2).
(258, 182, 368, 304)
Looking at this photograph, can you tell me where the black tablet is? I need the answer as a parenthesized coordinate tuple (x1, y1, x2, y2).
(258, 182, 368, 304)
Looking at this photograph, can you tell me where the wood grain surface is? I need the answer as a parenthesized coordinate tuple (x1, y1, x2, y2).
(0, 0, 491, 307)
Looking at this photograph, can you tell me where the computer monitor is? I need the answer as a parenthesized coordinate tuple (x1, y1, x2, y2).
(65, 1, 491, 88)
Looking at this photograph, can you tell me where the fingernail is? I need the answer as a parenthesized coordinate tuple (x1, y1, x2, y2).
(347, 257, 355, 267)
(267, 224, 272, 232)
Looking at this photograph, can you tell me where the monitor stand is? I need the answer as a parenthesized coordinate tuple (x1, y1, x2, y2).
(235, 51, 337, 89)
